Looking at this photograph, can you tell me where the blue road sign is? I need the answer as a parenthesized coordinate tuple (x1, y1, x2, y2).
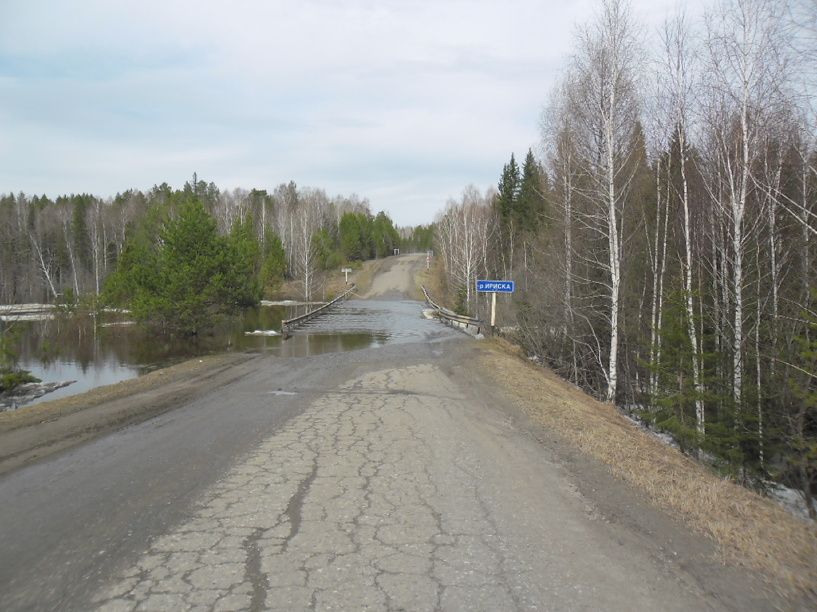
(476, 280, 514, 293)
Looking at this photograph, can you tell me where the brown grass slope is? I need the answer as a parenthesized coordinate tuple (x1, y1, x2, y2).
(474, 339, 817, 601)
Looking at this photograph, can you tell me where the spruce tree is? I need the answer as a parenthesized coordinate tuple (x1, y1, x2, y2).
(260, 229, 287, 297)
(496, 153, 520, 232)
(495, 153, 521, 273)
(516, 149, 547, 231)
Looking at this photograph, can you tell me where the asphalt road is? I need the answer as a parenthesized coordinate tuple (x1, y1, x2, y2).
(0, 255, 781, 611)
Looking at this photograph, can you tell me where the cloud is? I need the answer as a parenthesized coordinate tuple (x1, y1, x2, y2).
(0, 0, 698, 226)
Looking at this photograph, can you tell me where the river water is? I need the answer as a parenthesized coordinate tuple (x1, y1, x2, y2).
(1, 299, 450, 411)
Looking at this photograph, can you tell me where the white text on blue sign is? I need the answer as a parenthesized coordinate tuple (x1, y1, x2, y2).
(476, 280, 515, 293)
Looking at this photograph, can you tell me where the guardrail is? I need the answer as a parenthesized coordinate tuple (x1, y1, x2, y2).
(281, 284, 357, 336)
(421, 286, 485, 335)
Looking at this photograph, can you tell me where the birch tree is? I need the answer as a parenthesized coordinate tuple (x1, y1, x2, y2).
(653, 10, 707, 434)
(540, 77, 585, 384)
(436, 186, 495, 315)
(213, 188, 252, 235)
(272, 181, 299, 274)
(701, 0, 789, 417)
(28, 201, 60, 301)
(565, 0, 644, 402)
(290, 188, 328, 302)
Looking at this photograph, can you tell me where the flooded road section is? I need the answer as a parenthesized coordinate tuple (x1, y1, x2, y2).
(281, 299, 445, 356)
(2, 253, 788, 612)
(2, 298, 455, 410)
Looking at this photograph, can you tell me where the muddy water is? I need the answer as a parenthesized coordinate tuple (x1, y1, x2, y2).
(2, 299, 448, 410)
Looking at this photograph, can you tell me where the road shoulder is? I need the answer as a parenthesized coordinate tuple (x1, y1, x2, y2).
(463, 337, 816, 609)
(0, 352, 258, 476)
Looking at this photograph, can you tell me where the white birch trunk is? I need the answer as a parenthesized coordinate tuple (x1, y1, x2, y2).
(680, 141, 705, 434)
(606, 151, 621, 403)
(29, 233, 58, 300)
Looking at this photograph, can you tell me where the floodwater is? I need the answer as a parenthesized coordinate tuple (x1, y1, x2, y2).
(1, 299, 449, 411)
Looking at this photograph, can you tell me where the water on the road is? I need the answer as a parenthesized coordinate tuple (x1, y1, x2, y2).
(2, 299, 448, 410)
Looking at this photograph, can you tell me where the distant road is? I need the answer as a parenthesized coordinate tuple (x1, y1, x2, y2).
(359, 252, 425, 300)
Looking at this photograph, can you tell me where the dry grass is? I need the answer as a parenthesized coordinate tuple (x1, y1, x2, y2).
(476, 338, 817, 601)
(271, 260, 375, 303)
(415, 259, 450, 306)
(350, 258, 387, 297)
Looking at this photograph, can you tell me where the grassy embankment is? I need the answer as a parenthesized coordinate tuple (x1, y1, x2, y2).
(422, 259, 815, 601)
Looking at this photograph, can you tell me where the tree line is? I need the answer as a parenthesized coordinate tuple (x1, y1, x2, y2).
(0, 176, 430, 323)
(434, 0, 817, 515)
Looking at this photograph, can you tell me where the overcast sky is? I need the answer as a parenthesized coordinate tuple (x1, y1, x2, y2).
(0, 0, 702, 227)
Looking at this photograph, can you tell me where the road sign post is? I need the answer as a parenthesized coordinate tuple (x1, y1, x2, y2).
(491, 292, 497, 328)
(475, 280, 514, 332)
(342, 268, 352, 283)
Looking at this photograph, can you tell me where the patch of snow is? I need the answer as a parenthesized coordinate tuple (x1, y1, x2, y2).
(766, 484, 817, 521)
(1, 313, 55, 321)
(261, 300, 324, 306)
(0, 303, 54, 313)
(623, 413, 681, 450)
(1, 380, 76, 412)
(0, 304, 55, 321)
(624, 413, 816, 521)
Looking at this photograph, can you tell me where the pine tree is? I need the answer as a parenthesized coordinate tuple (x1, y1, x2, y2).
(260, 228, 287, 298)
(103, 195, 261, 334)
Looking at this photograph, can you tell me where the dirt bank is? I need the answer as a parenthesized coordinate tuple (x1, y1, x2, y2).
(473, 338, 817, 604)
(0, 352, 258, 476)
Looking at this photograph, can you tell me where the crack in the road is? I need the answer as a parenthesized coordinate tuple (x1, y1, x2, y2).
(244, 527, 269, 612)
(282, 457, 319, 553)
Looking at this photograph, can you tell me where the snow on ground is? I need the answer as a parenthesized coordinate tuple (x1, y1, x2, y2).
(1, 380, 75, 412)
(767, 484, 817, 521)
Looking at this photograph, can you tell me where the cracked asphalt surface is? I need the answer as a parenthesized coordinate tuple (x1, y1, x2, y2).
(89, 361, 716, 612)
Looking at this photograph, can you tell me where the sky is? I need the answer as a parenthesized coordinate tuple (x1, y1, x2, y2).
(0, 0, 702, 227)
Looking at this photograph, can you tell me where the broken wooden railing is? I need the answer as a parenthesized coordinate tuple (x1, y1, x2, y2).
(280, 284, 357, 337)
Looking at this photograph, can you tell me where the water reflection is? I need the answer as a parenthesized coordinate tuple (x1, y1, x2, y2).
(273, 332, 388, 358)
(1, 300, 430, 410)
(2, 307, 289, 410)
